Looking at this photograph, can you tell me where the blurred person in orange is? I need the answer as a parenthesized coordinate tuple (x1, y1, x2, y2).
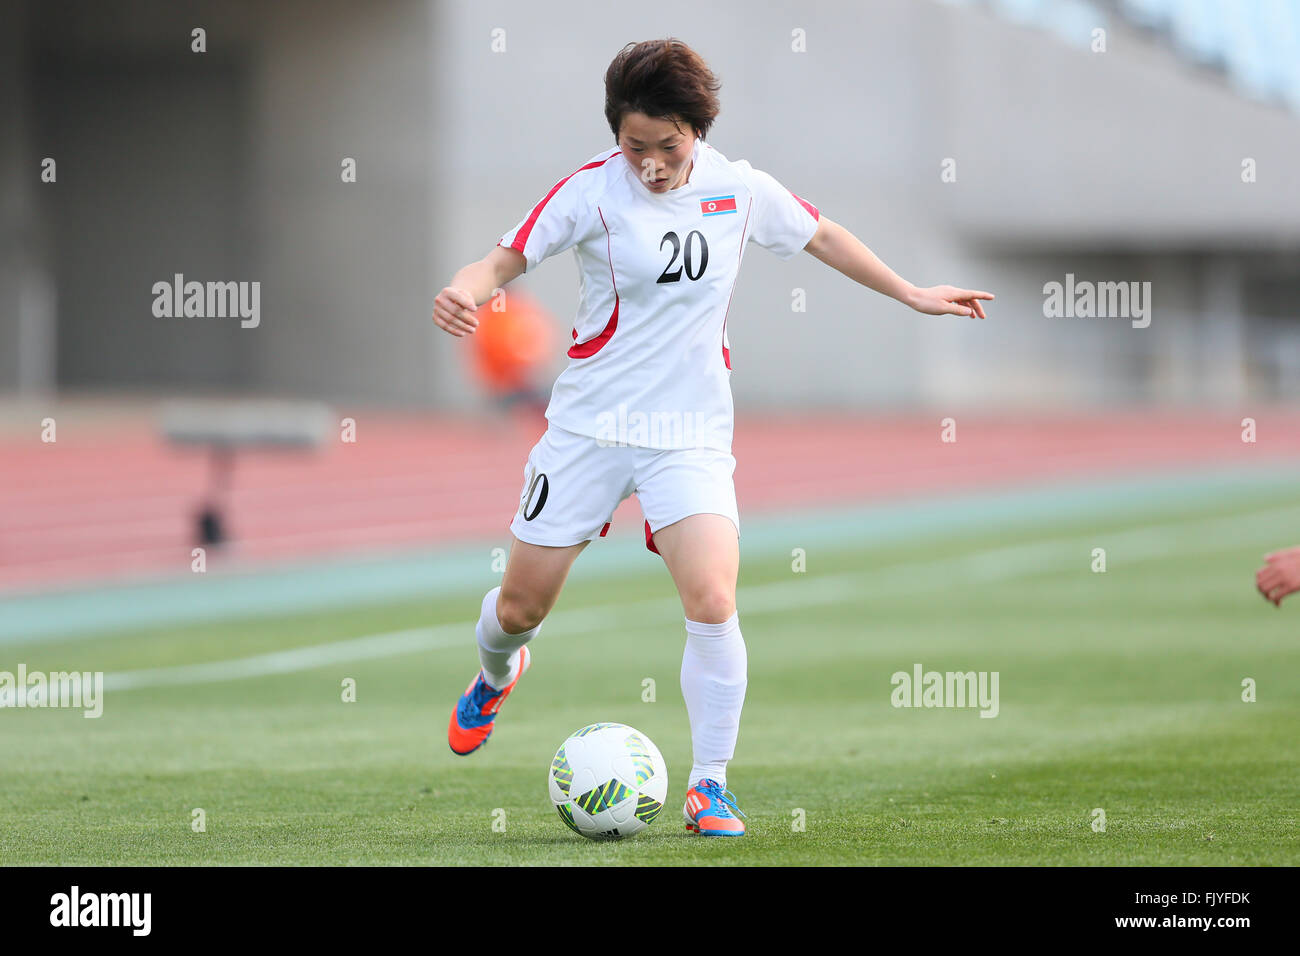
(468, 286, 555, 426)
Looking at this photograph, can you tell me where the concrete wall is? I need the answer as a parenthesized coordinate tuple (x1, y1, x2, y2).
(1, 0, 1297, 409)
(249, 0, 436, 405)
(0, 0, 56, 396)
(3, 0, 435, 405)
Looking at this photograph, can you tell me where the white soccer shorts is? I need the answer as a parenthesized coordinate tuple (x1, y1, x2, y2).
(507, 425, 739, 554)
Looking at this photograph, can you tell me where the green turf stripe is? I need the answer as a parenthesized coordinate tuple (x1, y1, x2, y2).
(42, 496, 1300, 693)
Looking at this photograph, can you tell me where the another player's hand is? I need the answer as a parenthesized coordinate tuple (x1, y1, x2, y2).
(906, 285, 993, 319)
(1256, 546, 1300, 607)
(433, 287, 480, 336)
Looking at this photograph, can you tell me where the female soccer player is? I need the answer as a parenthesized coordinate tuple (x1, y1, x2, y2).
(434, 38, 993, 836)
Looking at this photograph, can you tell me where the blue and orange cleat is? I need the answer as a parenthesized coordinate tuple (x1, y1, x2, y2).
(447, 646, 531, 756)
(683, 778, 748, 836)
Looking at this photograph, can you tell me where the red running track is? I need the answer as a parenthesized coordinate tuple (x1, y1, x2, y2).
(2, 407, 1298, 594)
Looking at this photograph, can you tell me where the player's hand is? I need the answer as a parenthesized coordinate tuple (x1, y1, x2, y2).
(906, 285, 994, 319)
(433, 287, 480, 336)
(1256, 546, 1300, 607)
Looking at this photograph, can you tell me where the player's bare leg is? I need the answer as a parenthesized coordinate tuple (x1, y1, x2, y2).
(495, 535, 590, 634)
(448, 535, 588, 755)
(652, 513, 749, 835)
(652, 513, 739, 624)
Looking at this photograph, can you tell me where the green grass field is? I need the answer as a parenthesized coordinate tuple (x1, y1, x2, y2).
(3, 487, 1299, 866)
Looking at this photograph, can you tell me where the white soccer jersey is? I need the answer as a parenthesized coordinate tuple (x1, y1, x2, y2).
(497, 138, 820, 454)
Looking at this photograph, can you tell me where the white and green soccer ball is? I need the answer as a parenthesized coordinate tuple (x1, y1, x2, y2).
(549, 723, 667, 840)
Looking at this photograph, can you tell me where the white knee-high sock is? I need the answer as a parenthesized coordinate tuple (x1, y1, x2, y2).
(680, 611, 747, 789)
(475, 586, 541, 690)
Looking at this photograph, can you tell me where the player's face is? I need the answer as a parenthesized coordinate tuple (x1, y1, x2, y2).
(617, 112, 696, 193)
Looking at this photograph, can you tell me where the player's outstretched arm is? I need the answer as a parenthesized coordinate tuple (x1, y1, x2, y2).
(1256, 546, 1300, 607)
(432, 245, 527, 337)
(803, 215, 994, 319)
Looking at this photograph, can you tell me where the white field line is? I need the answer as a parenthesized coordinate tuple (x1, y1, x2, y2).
(61, 502, 1300, 695)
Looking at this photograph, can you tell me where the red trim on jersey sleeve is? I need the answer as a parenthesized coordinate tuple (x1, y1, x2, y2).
(790, 191, 820, 221)
(599, 521, 611, 537)
(568, 206, 620, 359)
(509, 155, 613, 258)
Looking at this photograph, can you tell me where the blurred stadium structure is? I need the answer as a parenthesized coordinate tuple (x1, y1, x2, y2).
(1, 0, 1297, 411)
(1, 0, 1299, 598)
(965, 0, 1300, 113)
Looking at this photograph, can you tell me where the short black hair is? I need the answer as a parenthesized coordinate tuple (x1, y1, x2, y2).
(604, 39, 722, 142)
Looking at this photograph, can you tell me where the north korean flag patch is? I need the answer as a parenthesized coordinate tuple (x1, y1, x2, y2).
(700, 195, 737, 217)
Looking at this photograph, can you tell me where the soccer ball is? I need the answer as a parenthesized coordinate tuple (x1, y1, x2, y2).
(549, 723, 667, 840)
